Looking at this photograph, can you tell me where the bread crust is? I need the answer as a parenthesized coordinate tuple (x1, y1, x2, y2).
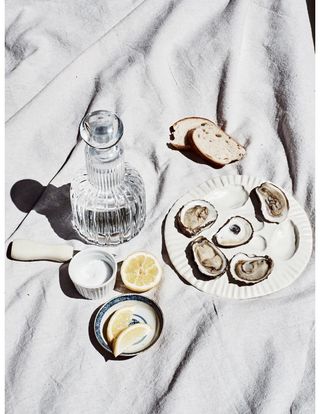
(171, 116, 213, 130)
(189, 139, 225, 168)
(169, 116, 214, 150)
(190, 123, 246, 168)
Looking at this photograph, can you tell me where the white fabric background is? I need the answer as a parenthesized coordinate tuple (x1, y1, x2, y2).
(6, 0, 314, 413)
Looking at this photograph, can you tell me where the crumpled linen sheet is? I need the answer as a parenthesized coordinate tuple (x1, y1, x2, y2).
(5, 0, 314, 413)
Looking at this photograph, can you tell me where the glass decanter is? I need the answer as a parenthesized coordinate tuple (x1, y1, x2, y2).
(70, 110, 146, 245)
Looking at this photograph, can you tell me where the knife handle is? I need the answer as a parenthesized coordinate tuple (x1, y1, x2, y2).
(10, 239, 74, 262)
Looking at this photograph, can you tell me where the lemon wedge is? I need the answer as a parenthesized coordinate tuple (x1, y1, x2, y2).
(106, 306, 135, 344)
(120, 252, 162, 292)
(113, 323, 151, 357)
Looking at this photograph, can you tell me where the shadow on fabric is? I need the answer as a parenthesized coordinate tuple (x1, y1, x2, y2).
(306, 0, 315, 47)
(166, 142, 218, 167)
(160, 213, 191, 287)
(59, 262, 85, 299)
(10, 179, 83, 241)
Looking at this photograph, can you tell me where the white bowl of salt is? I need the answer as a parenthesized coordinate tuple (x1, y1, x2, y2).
(68, 247, 117, 299)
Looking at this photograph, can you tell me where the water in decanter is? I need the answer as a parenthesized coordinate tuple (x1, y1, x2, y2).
(70, 111, 146, 245)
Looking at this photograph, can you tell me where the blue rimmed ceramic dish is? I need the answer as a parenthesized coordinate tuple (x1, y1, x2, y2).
(94, 294, 164, 356)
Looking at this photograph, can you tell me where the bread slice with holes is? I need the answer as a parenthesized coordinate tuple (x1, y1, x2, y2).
(190, 123, 246, 167)
(169, 117, 214, 150)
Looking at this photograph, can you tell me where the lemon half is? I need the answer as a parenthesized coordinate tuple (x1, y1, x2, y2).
(120, 252, 162, 292)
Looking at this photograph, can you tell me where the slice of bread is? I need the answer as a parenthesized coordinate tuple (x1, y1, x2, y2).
(169, 117, 214, 150)
(190, 123, 246, 168)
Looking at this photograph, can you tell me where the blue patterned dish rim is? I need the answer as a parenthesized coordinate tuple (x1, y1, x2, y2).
(94, 294, 164, 356)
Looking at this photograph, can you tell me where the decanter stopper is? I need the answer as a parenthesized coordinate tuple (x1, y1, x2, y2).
(80, 110, 124, 149)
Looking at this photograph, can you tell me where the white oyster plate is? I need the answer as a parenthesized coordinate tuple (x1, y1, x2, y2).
(164, 175, 313, 299)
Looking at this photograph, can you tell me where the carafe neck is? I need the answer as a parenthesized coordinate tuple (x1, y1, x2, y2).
(86, 143, 125, 190)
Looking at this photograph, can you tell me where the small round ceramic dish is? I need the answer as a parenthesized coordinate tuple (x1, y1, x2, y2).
(68, 247, 117, 300)
(94, 294, 163, 357)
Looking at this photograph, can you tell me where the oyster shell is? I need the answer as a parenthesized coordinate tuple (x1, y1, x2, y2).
(229, 253, 274, 284)
(213, 216, 254, 248)
(191, 236, 227, 278)
(177, 200, 218, 237)
(252, 182, 289, 223)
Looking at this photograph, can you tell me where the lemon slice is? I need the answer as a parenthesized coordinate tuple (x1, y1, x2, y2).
(113, 323, 151, 357)
(106, 306, 135, 344)
(120, 252, 162, 292)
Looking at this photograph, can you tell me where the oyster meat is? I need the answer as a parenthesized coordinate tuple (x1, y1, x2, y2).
(177, 200, 218, 237)
(213, 216, 254, 248)
(229, 253, 274, 284)
(191, 236, 227, 278)
(252, 182, 289, 223)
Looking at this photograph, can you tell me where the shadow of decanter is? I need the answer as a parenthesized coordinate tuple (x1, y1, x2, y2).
(10, 179, 83, 241)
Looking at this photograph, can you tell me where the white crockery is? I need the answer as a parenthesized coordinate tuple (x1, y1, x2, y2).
(164, 175, 313, 299)
(68, 247, 117, 299)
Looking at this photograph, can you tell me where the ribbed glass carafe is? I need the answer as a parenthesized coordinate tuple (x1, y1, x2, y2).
(70, 110, 146, 245)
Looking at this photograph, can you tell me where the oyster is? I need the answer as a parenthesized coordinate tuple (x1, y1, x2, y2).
(229, 253, 274, 285)
(177, 200, 218, 237)
(252, 182, 289, 223)
(213, 216, 254, 248)
(191, 236, 227, 278)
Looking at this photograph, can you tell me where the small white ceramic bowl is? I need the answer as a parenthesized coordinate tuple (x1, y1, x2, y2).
(68, 247, 117, 300)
